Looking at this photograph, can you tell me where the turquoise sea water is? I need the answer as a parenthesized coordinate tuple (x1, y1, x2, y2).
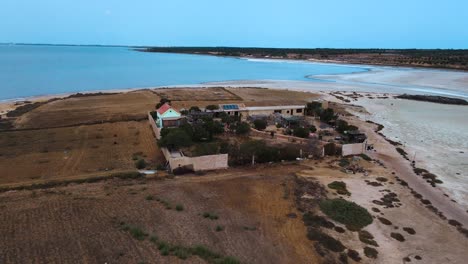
(0, 45, 368, 100)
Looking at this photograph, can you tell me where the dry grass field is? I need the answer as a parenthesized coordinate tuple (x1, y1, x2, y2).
(13, 90, 159, 129)
(154, 87, 241, 101)
(0, 164, 318, 264)
(0, 121, 163, 187)
(227, 87, 319, 106)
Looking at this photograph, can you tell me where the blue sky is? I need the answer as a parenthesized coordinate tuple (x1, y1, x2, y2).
(1, 0, 467, 48)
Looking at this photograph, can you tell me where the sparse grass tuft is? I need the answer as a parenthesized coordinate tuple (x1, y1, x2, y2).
(202, 212, 219, 220)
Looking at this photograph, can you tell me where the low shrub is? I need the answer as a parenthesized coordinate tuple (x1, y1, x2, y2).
(216, 225, 224, 232)
(253, 119, 268, 130)
(306, 227, 345, 252)
(175, 204, 184, 211)
(376, 177, 388, 182)
(124, 226, 147, 241)
(327, 181, 351, 195)
(135, 159, 146, 169)
(203, 212, 219, 220)
(145, 195, 154, 201)
(359, 230, 379, 247)
(390, 232, 405, 242)
(364, 246, 378, 259)
(320, 199, 373, 230)
(359, 154, 372, 161)
(303, 212, 335, 229)
(338, 158, 350, 167)
(334, 226, 346, 233)
(377, 217, 392, 225)
(402, 227, 416, 235)
(347, 249, 361, 262)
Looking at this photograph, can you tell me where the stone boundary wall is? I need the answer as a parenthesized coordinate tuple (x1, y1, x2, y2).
(342, 143, 366, 156)
(152, 117, 229, 172)
(250, 128, 308, 144)
(148, 112, 161, 139)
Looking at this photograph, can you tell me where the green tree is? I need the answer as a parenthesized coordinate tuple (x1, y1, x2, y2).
(253, 119, 267, 130)
(336, 120, 349, 133)
(156, 98, 171, 109)
(306, 102, 322, 116)
(235, 122, 251, 135)
(192, 123, 210, 142)
(189, 106, 201, 112)
(159, 129, 192, 148)
(320, 108, 337, 123)
(204, 120, 224, 137)
(309, 125, 317, 133)
(293, 127, 309, 138)
(205, 104, 219, 110)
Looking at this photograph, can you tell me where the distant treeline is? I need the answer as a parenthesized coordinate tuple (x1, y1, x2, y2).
(141, 47, 468, 70)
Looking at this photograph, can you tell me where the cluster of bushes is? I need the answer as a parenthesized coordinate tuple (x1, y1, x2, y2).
(226, 140, 300, 166)
(306, 102, 337, 123)
(306, 227, 345, 252)
(159, 118, 224, 149)
(335, 119, 358, 133)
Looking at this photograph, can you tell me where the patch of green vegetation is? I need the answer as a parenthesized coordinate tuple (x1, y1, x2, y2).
(306, 227, 345, 252)
(359, 153, 372, 161)
(327, 181, 351, 195)
(121, 224, 148, 241)
(135, 159, 147, 169)
(364, 246, 379, 259)
(319, 199, 373, 230)
(203, 212, 219, 220)
(175, 204, 184, 211)
(215, 225, 224, 232)
(145, 195, 154, 201)
(243, 226, 257, 231)
(122, 223, 239, 263)
(338, 158, 350, 167)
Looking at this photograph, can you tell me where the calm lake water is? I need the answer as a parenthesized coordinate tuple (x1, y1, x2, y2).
(0, 45, 368, 100)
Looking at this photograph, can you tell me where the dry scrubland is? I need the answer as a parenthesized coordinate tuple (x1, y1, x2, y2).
(0, 165, 317, 264)
(0, 121, 162, 186)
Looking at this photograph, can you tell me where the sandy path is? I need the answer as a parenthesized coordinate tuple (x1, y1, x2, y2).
(348, 115, 468, 226)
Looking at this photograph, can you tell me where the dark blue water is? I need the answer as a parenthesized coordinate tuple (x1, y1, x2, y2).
(0, 45, 368, 100)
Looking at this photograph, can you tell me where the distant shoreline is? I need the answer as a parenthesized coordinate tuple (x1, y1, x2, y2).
(139, 47, 468, 72)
